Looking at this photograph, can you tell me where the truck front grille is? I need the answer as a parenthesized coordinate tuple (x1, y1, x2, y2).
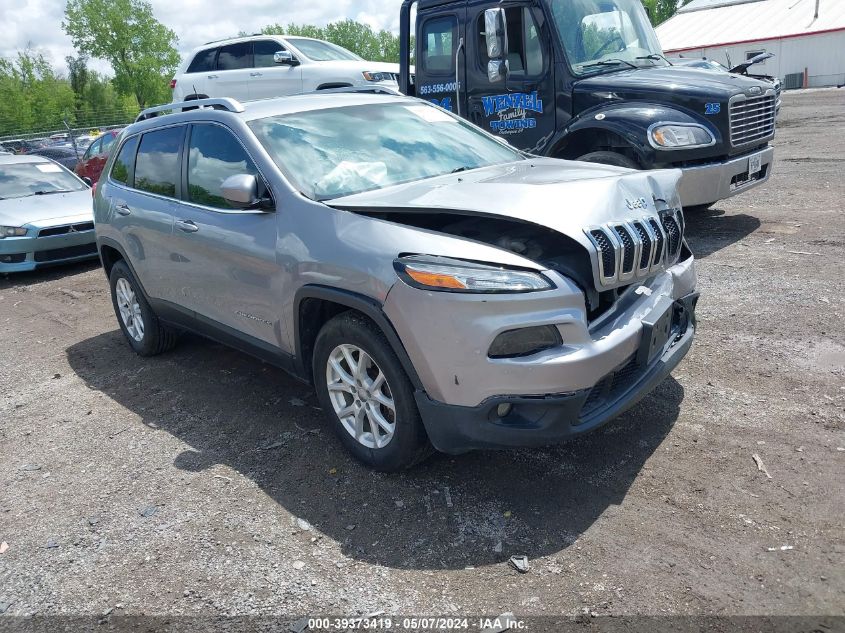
(730, 93, 776, 146)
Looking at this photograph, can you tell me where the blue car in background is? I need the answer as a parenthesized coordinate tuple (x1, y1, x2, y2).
(0, 154, 97, 273)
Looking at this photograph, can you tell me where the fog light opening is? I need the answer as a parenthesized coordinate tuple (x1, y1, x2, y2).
(496, 403, 513, 418)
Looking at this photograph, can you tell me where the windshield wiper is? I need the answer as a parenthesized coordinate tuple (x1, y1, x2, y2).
(33, 189, 73, 195)
(636, 53, 673, 65)
(580, 59, 638, 70)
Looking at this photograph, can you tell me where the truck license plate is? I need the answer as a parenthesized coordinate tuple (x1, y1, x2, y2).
(749, 152, 762, 176)
(637, 296, 674, 366)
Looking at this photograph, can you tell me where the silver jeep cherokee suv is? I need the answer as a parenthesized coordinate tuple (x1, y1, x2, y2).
(94, 91, 698, 470)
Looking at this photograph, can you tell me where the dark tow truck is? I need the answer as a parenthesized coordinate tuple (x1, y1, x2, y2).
(398, 0, 776, 210)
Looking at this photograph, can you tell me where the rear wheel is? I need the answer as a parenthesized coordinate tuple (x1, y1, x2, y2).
(109, 260, 178, 356)
(576, 150, 640, 170)
(313, 312, 431, 471)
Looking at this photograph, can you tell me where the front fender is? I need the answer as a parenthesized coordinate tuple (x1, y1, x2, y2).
(551, 103, 723, 167)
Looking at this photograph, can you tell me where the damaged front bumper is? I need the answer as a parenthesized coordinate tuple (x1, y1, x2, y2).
(383, 253, 698, 454)
(415, 292, 698, 454)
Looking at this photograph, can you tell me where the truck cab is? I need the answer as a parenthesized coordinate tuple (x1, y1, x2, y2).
(399, 0, 776, 209)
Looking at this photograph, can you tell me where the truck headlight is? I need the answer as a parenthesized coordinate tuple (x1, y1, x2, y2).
(0, 226, 27, 238)
(649, 124, 714, 149)
(362, 71, 394, 82)
(395, 257, 553, 293)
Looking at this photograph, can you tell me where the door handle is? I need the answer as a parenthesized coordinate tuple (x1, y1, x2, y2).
(115, 203, 131, 216)
(207, 74, 219, 79)
(175, 219, 199, 233)
(250, 72, 263, 77)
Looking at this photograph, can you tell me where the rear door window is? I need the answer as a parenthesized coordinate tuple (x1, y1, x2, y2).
(217, 43, 252, 70)
(110, 136, 139, 185)
(134, 126, 184, 197)
(254, 40, 286, 68)
(187, 48, 217, 73)
(186, 123, 261, 208)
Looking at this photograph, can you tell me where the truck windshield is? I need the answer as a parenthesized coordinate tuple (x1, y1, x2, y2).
(248, 101, 523, 201)
(549, 0, 667, 75)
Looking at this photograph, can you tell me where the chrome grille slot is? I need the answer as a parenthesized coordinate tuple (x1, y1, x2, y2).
(661, 213, 682, 260)
(648, 218, 665, 265)
(613, 224, 636, 275)
(589, 228, 616, 281)
(632, 221, 652, 272)
(730, 93, 776, 146)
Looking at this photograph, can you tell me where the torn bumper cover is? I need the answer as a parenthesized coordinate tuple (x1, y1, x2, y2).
(414, 292, 698, 454)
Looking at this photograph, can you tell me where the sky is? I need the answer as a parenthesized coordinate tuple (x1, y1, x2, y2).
(0, 0, 401, 76)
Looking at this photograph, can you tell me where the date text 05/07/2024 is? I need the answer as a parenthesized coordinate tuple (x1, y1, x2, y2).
(306, 616, 527, 630)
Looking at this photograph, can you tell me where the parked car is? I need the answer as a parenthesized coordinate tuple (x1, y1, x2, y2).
(3, 138, 49, 154)
(0, 155, 96, 272)
(31, 146, 81, 170)
(94, 93, 698, 470)
(170, 35, 400, 104)
(75, 129, 122, 185)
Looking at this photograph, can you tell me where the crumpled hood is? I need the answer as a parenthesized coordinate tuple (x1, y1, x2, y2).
(0, 189, 93, 227)
(328, 157, 682, 244)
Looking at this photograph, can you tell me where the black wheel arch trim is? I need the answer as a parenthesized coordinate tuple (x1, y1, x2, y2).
(548, 102, 722, 167)
(293, 284, 425, 390)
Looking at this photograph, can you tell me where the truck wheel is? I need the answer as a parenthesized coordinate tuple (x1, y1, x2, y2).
(576, 151, 640, 170)
(109, 260, 178, 357)
(313, 312, 432, 471)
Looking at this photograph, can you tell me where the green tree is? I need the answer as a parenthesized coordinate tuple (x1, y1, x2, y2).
(642, 0, 692, 26)
(63, 0, 179, 108)
(0, 50, 76, 136)
(260, 20, 403, 63)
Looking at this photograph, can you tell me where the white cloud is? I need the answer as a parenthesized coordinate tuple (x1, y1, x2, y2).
(0, 0, 400, 76)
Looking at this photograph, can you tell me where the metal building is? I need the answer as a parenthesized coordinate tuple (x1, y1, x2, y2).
(656, 0, 845, 88)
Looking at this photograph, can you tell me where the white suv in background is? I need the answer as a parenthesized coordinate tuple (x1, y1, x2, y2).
(171, 35, 401, 103)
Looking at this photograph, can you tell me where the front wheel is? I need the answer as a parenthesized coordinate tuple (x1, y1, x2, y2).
(313, 312, 431, 471)
(576, 150, 640, 170)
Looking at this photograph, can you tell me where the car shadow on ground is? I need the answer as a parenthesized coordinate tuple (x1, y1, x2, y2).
(0, 259, 100, 289)
(67, 330, 684, 571)
(683, 206, 761, 259)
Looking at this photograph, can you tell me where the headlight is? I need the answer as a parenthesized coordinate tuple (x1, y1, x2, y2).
(395, 257, 553, 293)
(650, 124, 714, 149)
(0, 226, 27, 238)
(362, 71, 395, 82)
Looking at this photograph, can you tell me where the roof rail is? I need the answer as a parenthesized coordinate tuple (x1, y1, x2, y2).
(135, 98, 245, 123)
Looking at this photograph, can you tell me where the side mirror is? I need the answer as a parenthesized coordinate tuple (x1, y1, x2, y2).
(484, 8, 508, 60)
(274, 50, 299, 66)
(221, 174, 273, 210)
(82, 176, 92, 187)
(488, 59, 509, 83)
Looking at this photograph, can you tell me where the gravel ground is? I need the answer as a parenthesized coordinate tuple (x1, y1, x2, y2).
(0, 88, 843, 627)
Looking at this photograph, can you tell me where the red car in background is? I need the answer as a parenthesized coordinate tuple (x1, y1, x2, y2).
(75, 129, 122, 185)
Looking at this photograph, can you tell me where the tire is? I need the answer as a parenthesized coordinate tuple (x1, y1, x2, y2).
(576, 150, 640, 170)
(109, 260, 178, 357)
(313, 311, 432, 471)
